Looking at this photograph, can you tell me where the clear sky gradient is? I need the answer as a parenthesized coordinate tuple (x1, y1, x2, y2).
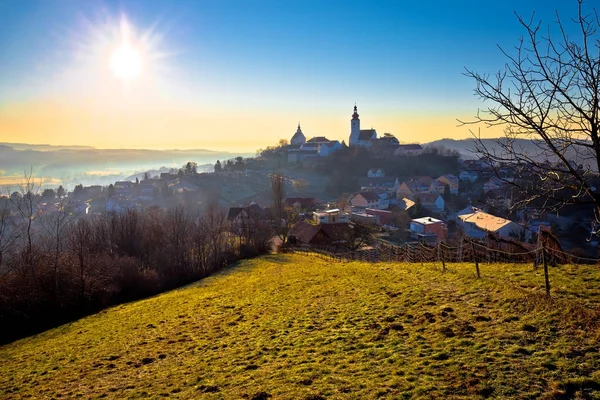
(0, 0, 580, 151)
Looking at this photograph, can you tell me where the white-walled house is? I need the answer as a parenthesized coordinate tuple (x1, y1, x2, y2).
(367, 168, 385, 178)
(458, 209, 525, 239)
(314, 209, 350, 224)
(318, 141, 342, 156)
(349, 191, 382, 209)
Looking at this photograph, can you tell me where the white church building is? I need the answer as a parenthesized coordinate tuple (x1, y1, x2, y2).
(287, 124, 342, 163)
(349, 104, 377, 147)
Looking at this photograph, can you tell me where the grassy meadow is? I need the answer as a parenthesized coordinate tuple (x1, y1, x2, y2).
(2, 254, 600, 399)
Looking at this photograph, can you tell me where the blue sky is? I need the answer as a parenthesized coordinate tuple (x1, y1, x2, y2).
(0, 0, 583, 150)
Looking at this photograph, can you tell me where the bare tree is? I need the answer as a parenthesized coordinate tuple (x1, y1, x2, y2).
(67, 218, 93, 298)
(0, 196, 18, 270)
(271, 172, 296, 244)
(461, 1, 600, 230)
(11, 170, 42, 273)
(40, 196, 76, 301)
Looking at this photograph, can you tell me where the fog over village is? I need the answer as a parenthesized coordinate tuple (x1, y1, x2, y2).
(2, 1, 600, 399)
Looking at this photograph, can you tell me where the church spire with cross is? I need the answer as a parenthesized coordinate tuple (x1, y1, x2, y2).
(290, 122, 306, 145)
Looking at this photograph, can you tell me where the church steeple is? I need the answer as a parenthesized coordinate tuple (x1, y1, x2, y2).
(352, 104, 359, 120)
(290, 122, 306, 146)
(349, 103, 361, 146)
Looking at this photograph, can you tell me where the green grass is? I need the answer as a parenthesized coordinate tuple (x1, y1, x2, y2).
(2, 255, 600, 399)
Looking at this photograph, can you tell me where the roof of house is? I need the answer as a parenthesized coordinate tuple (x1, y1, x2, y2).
(355, 191, 380, 201)
(438, 174, 459, 183)
(397, 197, 415, 211)
(458, 211, 514, 233)
(320, 222, 352, 241)
(416, 193, 443, 205)
(368, 168, 384, 174)
(226, 207, 245, 221)
(358, 129, 376, 141)
(398, 181, 417, 191)
(285, 197, 316, 207)
(289, 221, 321, 244)
(412, 217, 443, 225)
(307, 136, 330, 143)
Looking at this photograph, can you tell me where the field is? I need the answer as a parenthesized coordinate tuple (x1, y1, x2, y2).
(2, 255, 600, 399)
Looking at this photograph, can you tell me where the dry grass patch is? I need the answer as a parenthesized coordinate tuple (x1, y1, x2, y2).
(2, 255, 600, 399)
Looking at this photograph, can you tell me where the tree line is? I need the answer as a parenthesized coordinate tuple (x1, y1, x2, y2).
(0, 180, 270, 344)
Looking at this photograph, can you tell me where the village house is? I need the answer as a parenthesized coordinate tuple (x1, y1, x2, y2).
(409, 217, 446, 245)
(84, 185, 103, 197)
(367, 168, 385, 178)
(394, 144, 424, 156)
(435, 174, 459, 194)
(288, 221, 352, 246)
(359, 176, 400, 195)
(287, 124, 342, 162)
(415, 193, 445, 214)
(457, 208, 525, 239)
(114, 181, 134, 196)
(365, 208, 395, 226)
(350, 212, 378, 225)
(313, 209, 350, 224)
(396, 181, 418, 199)
(284, 197, 316, 212)
(348, 191, 384, 209)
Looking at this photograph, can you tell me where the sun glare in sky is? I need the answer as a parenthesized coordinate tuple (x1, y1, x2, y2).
(109, 21, 143, 82)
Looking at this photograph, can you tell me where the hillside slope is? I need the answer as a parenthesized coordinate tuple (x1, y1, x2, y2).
(2, 255, 600, 399)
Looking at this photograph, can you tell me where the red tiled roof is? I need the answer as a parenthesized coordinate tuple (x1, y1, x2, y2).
(355, 191, 380, 201)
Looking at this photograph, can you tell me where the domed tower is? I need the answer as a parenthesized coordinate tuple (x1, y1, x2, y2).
(349, 104, 360, 146)
(290, 123, 306, 146)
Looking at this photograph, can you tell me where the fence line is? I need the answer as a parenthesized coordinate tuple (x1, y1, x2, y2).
(284, 239, 599, 297)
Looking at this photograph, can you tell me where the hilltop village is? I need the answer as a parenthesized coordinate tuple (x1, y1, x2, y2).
(1, 105, 596, 255)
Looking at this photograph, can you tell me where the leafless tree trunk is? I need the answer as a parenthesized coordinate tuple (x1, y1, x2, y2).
(271, 172, 296, 244)
(40, 196, 76, 303)
(68, 218, 92, 298)
(0, 196, 18, 271)
(10, 170, 42, 275)
(460, 1, 600, 230)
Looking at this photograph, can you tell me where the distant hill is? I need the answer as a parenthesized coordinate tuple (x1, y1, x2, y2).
(0, 143, 253, 188)
(2, 254, 599, 398)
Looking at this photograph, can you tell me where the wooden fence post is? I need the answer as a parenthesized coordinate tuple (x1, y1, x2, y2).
(542, 247, 551, 296)
(471, 240, 480, 278)
(440, 242, 446, 272)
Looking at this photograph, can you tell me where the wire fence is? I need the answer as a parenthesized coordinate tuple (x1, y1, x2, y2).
(285, 239, 599, 297)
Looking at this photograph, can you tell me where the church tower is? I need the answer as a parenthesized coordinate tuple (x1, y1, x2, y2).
(290, 123, 306, 146)
(349, 104, 360, 146)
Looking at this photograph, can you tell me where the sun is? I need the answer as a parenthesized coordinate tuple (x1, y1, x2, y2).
(110, 44, 142, 81)
(109, 20, 144, 82)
